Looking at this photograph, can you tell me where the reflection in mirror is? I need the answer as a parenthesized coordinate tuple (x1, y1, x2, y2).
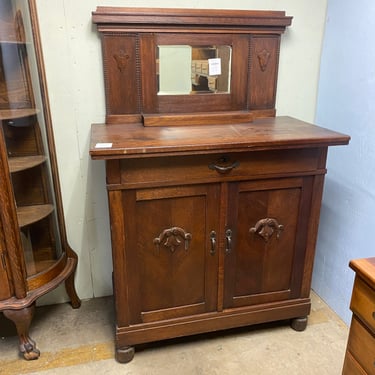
(157, 45, 231, 95)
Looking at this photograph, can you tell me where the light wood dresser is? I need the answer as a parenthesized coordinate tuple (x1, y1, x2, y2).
(343, 257, 375, 374)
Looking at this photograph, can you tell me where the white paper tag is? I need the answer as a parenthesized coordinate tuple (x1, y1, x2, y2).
(208, 58, 221, 76)
(95, 142, 113, 148)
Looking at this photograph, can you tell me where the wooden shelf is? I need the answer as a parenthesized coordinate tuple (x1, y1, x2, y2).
(0, 108, 39, 120)
(25, 259, 57, 277)
(17, 204, 54, 228)
(0, 40, 27, 45)
(9, 155, 47, 173)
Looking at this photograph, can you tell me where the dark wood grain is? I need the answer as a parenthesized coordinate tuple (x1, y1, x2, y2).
(90, 116, 350, 159)
(93, 7, 293, 123)
(91, 7, 350, 363)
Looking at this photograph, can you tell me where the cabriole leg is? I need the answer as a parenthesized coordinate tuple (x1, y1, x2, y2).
(3, 304, 40, 360)
(65, 266, 81, 309)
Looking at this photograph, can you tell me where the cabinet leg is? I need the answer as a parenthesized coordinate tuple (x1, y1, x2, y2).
(115, 346, 135, 363)
(3, 305, 40, 360)
(290, 316, 308, 332)
(65, 264, 81, 309)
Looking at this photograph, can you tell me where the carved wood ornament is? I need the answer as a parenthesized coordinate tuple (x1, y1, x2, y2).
(113, 50, 130, 72)
(249, 218, 284, 242)
(257, 49, 271, 72)
(153, 227, 192, 253)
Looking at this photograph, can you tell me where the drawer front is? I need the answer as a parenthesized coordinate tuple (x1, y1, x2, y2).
(343, 351, 367, 375)
(351, 276, 375, 333)
(347, 316, 375, 374)
(118, 148, 324, 188)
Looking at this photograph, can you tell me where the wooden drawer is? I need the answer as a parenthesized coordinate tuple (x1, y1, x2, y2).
(347, 316, 375, 374)
(351, 276, 375, 334)
(117, 148, 323, 188)
(343, 350, 367, 375)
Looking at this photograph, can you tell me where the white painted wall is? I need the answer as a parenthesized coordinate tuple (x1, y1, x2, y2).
(34, 0, 328, 304)
(312, 0, 375, 324)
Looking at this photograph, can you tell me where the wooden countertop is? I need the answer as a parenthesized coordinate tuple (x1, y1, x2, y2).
(90, 116, 350, 160)
(350, 258, 375, 288)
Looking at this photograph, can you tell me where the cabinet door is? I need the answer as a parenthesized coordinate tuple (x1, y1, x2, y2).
(223, 177, 312, 308)
(120, 183, 220, 325)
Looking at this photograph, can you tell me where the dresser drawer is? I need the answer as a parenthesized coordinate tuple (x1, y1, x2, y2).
(351, 276, 375, 334)
(117, 148, 324, 188)
(343, 350, 367, 375)
(347, 316, 375, 374)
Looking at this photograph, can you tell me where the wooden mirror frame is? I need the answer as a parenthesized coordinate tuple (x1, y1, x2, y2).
(92, 7, 292, 126)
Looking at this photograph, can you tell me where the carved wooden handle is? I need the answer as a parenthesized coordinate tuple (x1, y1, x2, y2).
(153, 227, 192, 253)
(249, 218, 284, 242)
(208, 157, 239, 174)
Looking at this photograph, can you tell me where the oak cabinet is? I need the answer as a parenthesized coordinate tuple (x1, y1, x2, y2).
(121, 183, 220, 324)
(0, 0, 80, 360)
(114, 171, 312, 321)
(90, 7, 350, 363)
(91, 129, 349, 363)
(224, 177, 308, 309)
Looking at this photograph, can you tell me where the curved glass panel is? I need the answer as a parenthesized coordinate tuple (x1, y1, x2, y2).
(0, 0, 62, 277)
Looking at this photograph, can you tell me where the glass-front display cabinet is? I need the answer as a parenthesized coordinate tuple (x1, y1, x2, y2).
(0, 0, 80, 360)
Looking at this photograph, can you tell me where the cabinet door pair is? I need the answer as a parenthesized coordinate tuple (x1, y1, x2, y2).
(118, 176, 311, 325)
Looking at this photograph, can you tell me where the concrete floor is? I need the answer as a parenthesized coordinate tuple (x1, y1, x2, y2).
(0, 291, 349, 375)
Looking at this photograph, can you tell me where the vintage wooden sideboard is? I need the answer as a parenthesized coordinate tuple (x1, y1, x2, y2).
(90, 7, 350, 363)
(342, 258, 375, 374)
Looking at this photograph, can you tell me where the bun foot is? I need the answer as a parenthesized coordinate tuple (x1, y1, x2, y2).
(290, 316, 308, 331)
(116, 346, 135, 363)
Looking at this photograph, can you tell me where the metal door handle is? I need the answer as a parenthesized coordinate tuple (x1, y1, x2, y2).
(225, 229, 232, 254)
(210, 231, 216, 255)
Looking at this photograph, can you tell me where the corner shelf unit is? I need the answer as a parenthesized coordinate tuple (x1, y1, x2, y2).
(0, 0, 80, 360)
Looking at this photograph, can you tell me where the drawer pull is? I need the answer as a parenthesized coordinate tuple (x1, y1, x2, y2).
(372, 312, 375, 320)
(210, 231, 217, 255)
(250, 218, 284, 242)
(153, 227, 192, 254)
(208, 157, 239, 174)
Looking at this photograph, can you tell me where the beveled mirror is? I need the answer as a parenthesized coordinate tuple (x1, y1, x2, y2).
(157, 45, 232, 95)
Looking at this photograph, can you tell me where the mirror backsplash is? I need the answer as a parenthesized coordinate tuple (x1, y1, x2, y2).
(157, 45, 232, 95)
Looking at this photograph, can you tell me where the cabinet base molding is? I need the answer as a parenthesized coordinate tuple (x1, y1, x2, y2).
(115, 298, 310, 348)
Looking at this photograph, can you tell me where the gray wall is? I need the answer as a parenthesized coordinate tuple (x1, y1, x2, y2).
(313, 0, 375, 324)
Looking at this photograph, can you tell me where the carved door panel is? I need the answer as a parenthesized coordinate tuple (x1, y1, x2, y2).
(223, 177, 312, 309)
(0, 219, 12, 300)
(123, 184, 220, 325)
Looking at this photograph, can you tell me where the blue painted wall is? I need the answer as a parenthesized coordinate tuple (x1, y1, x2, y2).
(313, 0, 375, 324)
